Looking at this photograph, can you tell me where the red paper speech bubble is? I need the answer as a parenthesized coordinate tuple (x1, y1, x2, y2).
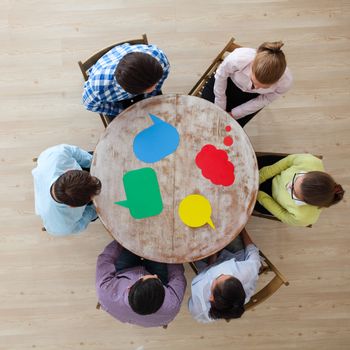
(195, 144, 235, 186)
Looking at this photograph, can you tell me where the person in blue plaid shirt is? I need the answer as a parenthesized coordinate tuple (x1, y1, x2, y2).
(82, 43, 170, 119)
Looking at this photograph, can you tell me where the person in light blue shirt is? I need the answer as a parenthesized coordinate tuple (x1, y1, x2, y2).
(188, 228, 261, 323)
(32, 144, 102, 236)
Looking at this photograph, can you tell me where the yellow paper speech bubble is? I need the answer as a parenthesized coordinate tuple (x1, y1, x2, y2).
(178, 194, 215, 230)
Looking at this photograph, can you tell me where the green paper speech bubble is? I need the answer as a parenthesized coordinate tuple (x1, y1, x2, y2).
(114, 167, 163, 219)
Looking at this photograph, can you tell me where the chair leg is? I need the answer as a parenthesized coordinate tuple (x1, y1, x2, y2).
(244, 275, 286, 311)
(100, 114, 108, 128)
(189, 262, 199, 274)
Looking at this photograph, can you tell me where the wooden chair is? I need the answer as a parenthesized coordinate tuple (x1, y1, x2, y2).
(188, 37, 241, 97)
(253, 151, 323, 227)
(244, 250, 289, 311)
(188, 249, 289, 317)
(78, 34, 149, 128)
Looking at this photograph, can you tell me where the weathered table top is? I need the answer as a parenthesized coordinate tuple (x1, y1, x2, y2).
(91, 94, 258, 263)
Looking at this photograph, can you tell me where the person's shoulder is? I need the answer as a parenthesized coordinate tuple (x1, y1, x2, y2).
(41, 202, 75, 235)
(225, 47, 256, 67)
(36, 144, 72, 166)
(136, 44, 168, 62)
(289, 204, 321, 226)
(236, 47, 256, 56)
(276, 66, 293, 91)
(294, 153, 324, 170)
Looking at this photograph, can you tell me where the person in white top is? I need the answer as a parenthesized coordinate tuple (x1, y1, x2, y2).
(188, 228, 261, 323)
(201, 41, 293, 127)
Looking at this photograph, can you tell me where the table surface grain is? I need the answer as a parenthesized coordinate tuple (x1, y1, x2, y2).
(91, 94, 258, 263)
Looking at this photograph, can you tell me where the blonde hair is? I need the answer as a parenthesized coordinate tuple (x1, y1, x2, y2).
(252, 41, 287, 85)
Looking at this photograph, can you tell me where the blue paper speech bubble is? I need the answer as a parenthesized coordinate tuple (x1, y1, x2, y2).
(133, 114, 180, 163)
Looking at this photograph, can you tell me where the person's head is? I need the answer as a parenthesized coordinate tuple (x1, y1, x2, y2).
(115, 52, 163, 94)
(53, 170, 101, 207)
(209, 275, 246, 320)
(295, 171, 345, 208)
(128, 275, 165, 315)
(251, 41, 287, 88)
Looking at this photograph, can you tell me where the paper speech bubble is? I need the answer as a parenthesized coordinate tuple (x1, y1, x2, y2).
(133, 114, 180, 163)
(114, 167, 163, 219)
(195, 144, 235, 186)
(178, 194, 215, 230)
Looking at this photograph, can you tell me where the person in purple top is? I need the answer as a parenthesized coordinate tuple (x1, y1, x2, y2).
(96, 241, 187, 327)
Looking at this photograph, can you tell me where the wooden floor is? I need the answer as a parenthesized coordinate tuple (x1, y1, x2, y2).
(1, 1, 350, 349)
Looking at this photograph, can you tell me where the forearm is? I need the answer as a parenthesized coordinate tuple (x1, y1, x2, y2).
(167, 264, 187, 300)
(83, 99, 119, 116)
(231, 93, 278, 119)
(67, 145, 92, 168)
(96, 241, 123, 285)
(213, 74, 228, 110)
(259, 154, 297, 184)
(71, 205, 97, 233)
(257, 191, 298, 225)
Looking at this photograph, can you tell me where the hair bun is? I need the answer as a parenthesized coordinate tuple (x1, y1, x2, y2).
(334, 184, 345, 195)
(258, 41, 284, 54)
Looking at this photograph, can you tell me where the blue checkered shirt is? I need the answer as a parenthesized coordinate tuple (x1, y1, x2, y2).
(82, 43, 170, 116)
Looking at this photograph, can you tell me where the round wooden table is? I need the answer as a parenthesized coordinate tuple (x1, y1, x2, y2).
(91, 94, 258, 263)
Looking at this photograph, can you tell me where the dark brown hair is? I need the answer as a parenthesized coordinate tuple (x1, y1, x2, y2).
(209, 276, 245, 320)
(128, 278, 165, 315)
(252, 41, 287, 84)
(115, 52, 163, 94)
(54, 170, 101, 207)
(301, 171, 345, 208)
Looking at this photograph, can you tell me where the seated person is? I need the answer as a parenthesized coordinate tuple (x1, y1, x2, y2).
(96, 241, 187, 328)
(32, 144, 101, 235)
(82, 43, 170, 120)
(201, 41, 293, 127)
(188, 228, 261, 323)
(256, 154, 345, 227)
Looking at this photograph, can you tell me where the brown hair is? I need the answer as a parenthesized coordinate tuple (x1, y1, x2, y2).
(54, 170, 101, 207)
(115, 52, 163, 94)
(252, 41, 287, 85)
(301, 171, 345, 208)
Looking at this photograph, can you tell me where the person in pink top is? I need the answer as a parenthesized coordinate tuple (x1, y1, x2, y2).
(202, 41, 293, 127)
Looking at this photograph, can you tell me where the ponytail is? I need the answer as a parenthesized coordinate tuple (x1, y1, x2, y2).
(333, 184, 345, 205)
(252, 41, 287, 85)
(258, 41, 284, 54)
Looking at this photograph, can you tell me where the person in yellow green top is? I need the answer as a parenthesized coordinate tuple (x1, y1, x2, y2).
(255, 154, 345, 227)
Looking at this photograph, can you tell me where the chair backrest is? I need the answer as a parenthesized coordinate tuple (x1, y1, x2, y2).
(244, 250, 289, 311)
(188, 37, 241, 97)
(188, 249, 288, 320)
(78, 34, 149, 128)
(253, 151, 323, 228)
